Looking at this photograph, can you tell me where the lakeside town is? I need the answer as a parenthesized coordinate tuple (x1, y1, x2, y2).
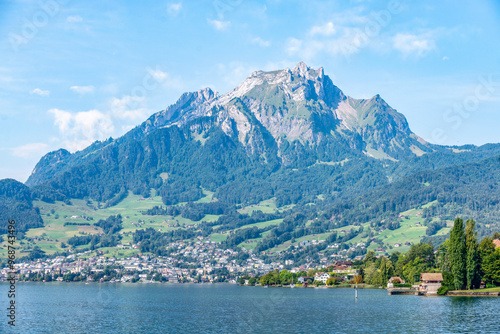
(1, 237, 360, 284)
(3, 222, 500, 298)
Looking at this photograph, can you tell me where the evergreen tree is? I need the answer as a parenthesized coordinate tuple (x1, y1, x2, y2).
(465, 219, 480, 289)
(449, 218, 466, 290)
(479, 236, 496, 278)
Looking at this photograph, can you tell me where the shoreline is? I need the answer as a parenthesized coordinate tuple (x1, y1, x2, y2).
(446, 290, 500, 297)
(3, 281, 500, 296)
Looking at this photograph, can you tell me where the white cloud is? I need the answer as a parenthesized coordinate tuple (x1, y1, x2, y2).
(309, 22, 336, 37)
(148, 68, 168, 82)
(11, 142, 49, 158)
(49, 108, 73, 133)
(106, 68, 183, 121)
(66, 15, 83, 23)
(326, 27, 370, 56)
(167, 3, 182, 15)
(443, 56, 449, 61)
(208, 19, 231, 31)
(284, 6, 422, 60)
(49, 109, 114, 151)
(286, 38, 335, 60)
(252, 37, 270, 47)
(70, 85, 95, 95)
(30, 88, 50, 96)
(286, 22, 383, 60)
(393, 33, 435, 58)
(110, 95, 148, 120)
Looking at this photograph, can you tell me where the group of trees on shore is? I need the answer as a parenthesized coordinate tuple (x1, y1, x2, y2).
(445, 218, 500, 290)
(345, 218, 500, 290)
(358, 242, 436, 287)
(250, 218, 500, 291)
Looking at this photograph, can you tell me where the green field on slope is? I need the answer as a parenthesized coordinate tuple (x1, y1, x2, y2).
(0, 191, 451, 260)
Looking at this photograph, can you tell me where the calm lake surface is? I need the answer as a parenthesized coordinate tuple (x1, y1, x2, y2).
(0, 283, 498, 333)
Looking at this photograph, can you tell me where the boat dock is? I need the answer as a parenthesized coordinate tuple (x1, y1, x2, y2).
(387, 288, 417, 295)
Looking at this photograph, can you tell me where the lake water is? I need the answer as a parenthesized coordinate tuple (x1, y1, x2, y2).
(0, 283, 498, 333)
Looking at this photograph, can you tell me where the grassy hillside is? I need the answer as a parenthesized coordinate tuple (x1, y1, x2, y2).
(0, 188, 453, 262)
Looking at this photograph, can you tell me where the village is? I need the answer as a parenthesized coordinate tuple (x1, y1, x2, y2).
(3, 229, 500, 299)
(0, 237, 360, 284)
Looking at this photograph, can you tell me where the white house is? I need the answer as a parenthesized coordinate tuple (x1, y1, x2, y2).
(314, 272, 330, 284)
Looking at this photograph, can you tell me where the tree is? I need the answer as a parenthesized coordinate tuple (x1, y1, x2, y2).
(306, 268, 316, 277)
(407, 242, 435, 267)
(378, 257, 394, 284)
(389, 252, 400, 264)
(436, 240, 450, 272)
(482, 249, 500, 286)
(449, 218, 466, 290)
(352, 275, 363, 284)
(479, 237, 496, 262)
(372, 270, 384, 286)
(465, 219, 480, 289)
(326, 277, 336, 286)
(363, 251, 376, 265)
(364, 263, 383, 286)
(260, 270, 280, 286)
(279, 270, 292, 285)
(402, 257, 425, 284)
(395, 253, 407, 278)
(28, 246, 46, 261)
(239, 274, 250, 285)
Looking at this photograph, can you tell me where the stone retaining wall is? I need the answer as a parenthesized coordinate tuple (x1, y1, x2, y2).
(447, 291, 500, 297)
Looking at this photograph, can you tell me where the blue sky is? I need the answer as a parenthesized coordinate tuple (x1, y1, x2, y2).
(1, 0, 499, 182)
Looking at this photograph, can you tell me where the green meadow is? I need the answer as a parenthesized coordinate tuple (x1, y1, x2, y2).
(0, 190, 450, 260)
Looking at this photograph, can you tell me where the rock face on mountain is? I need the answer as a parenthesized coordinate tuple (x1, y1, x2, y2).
(26, 62, 437, 204)
(27, 149, 71, 187)
(130, 61, 431, 160)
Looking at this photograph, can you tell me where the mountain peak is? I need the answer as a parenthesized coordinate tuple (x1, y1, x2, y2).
(26, 63, 437, 190)
(197, 87, 217, 100)
(291, 61, 324, 79)
(121, 64, 429, 160)
(293, 61, 309, 75)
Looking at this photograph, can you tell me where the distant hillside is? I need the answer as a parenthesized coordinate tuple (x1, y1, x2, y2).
(0, 179, 43, 235)
(326, 154, 500, 237)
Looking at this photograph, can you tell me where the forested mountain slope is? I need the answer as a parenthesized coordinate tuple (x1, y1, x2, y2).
(2, 63, 499, 258)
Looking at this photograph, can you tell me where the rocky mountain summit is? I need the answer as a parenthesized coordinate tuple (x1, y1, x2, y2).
(132, 62, 430, 159)
(27, 62, 436, 190)
(28, 62, 435, 189)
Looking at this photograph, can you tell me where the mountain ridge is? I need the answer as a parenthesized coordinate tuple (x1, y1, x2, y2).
(27, 62, 431, 187)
